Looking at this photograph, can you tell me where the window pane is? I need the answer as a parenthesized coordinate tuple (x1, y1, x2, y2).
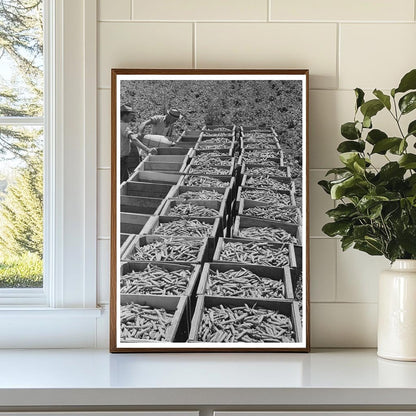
(0, 0, 44, 117)
(0, 126, 43, 288)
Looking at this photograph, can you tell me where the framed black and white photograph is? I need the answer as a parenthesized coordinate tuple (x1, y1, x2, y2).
(110, 69, 309, 352)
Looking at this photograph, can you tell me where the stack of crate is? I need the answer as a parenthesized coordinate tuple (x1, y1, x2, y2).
(120, 126, 237, 343)
(189, 126, 302, 343)
(119, 130, 201, 343)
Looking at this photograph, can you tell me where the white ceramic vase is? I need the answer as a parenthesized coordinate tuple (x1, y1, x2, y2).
(378, 259, 416, 361)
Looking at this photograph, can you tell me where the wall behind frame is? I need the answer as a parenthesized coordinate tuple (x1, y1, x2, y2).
(95, 0, 416, 348)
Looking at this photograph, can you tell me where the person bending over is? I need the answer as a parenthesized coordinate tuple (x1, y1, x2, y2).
(138, 108, 182, 139)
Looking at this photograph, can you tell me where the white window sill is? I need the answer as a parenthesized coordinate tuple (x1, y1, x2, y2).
(0, 307, 103, 348)
(0, 349, 415, 409)
(0, 307, 102, 316)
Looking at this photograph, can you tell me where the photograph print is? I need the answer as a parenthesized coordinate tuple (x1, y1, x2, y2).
(110, 69, 309, 352)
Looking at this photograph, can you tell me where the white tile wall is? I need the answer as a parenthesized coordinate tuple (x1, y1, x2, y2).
(339, 24, 416, 90)
(99, 0, 131, 21)
(96, 0, 416, 348)
(196, 23, 338, 89)
(310, 239, 337, 302)
(336, 246, 390, 303)
(98, 22, 193, 88)
(270, 0, 415, 22)
(98, 89, 111, 168)
(98, 169, 111, 239)
(132, 0, 268, 21)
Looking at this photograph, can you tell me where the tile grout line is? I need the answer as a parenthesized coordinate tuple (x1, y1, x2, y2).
(267, 0, 271, 22)
(130, 0, 133, 20)
(97, 19, 415, 24)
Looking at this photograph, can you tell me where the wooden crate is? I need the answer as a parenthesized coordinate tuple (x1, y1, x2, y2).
(120, 195, 164, 215)
(190, 147, 234, 157)
(237, 152, 283, 167)
(212, 237, 297, 268)
(134, 160, 188, 173)
(175, 131, 201, 148)
(196, 262, 294, 299)
(164, 184, 232, 215)
(120, 234, 135, 258)
(146, 154, 188, 164)
(242, 135, 280, 148)
(290, 266, 303, 302)
(179, 130, 203, 140)
(159, 199, 227, 228)
(140, 215, 223, 240)
(294, 244, 303, 268)
(203, 125, 235, 132)
(236, 186, 296, 207)
(184, 164, 234, 176)
(238, 198, 301, 224)
(188, 295, 301, 343)
(128, 170, 182, 185)
(241, 163, 290, 178)
(120, 212, 151, 235)
(120, 294, 188, 343)
(122, 235, 210, 264)
(120, 180, 174, 199)
(156, 147, 191, 156)
(199, 133, 234, 140)
(232, 215, 301, 245)
(194, 139, 235, 152)
(120, 261, 202, 297)
(239, 148, 284, 166)
(189, 155, 236, 170)
(178, 173, 235, 189)
(242, 126, 274, 134)
(242, 174, 295, 193)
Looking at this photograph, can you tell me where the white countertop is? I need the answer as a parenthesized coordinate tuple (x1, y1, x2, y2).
(1, 348, 416, 408)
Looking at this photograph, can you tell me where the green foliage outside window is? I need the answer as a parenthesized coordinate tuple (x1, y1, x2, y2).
(0, 0, 44, 288)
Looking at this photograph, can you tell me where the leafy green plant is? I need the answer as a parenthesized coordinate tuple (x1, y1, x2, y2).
(319, 69, 416, 262)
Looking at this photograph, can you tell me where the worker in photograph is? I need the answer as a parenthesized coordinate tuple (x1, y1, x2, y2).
(137, 108, 182, 145)
(120, 104, 157, 183)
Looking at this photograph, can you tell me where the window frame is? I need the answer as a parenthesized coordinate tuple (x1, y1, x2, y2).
(0, 0, 100, 347)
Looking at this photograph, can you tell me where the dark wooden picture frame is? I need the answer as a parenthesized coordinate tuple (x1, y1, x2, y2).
(110, 69, 310, 352)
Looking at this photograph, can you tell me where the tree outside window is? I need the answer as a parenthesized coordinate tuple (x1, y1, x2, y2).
(0, 0, 44, 288)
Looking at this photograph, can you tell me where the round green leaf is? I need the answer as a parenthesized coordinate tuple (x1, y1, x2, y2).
(366, 129, 387, 145)
(399, 154, 416, 169)
(337, 140, 365, 153)
(339, 151, 361, 166)
(373, 89, 391, 110)
(396, 69, 416, 94)
(360, 99, 384, 118)
(355, 88, 365, 110)
(371, 137, 402, 154)
(407, 120, 416, 137)
(326, 203, 356, 220)
(322, 221, 351, 237)
(318, 179, 331, 194)
(390, 139, 408, 155)
(341, 122, 360, 140)
(399, 91, 416, 115)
